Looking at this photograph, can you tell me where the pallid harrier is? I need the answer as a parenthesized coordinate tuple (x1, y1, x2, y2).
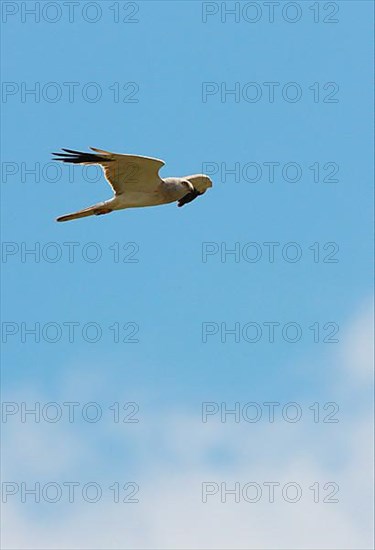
(53, 148, 213, 222)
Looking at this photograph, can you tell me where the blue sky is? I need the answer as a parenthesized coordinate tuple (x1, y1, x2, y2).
(1, 2, 374, 549)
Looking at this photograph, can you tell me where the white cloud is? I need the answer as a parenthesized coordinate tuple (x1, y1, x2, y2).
(1, 301, 373, 550)
(340, 299, 374, 384)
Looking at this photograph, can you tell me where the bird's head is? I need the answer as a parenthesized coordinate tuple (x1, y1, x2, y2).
(185, 174, 213, 194)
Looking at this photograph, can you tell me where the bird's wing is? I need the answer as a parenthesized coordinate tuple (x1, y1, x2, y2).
(52, 147, 165, 195)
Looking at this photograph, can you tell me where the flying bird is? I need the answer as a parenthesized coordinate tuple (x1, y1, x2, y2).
(53, 147, 213, 222)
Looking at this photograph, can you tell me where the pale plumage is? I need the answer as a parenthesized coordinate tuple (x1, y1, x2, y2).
(53, 147, 213, 222)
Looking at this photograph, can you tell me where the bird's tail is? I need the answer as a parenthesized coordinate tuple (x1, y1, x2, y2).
(56, 202, 113, 222)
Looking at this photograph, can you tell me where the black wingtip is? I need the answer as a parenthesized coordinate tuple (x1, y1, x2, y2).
(51, 147, 114, 164)
(61, 148, 82, 154)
